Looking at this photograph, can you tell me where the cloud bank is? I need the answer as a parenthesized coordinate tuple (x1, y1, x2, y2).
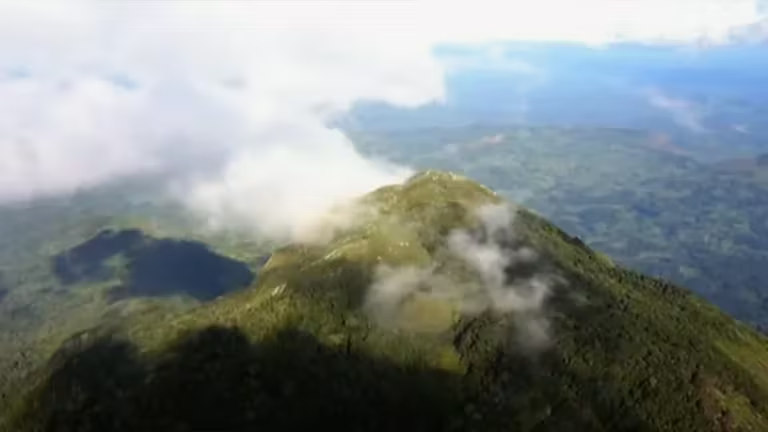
(0, 2, 443, 242)
(0, 1, 762, 241)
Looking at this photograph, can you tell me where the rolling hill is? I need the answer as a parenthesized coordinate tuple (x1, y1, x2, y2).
(3, 171, 768, 431)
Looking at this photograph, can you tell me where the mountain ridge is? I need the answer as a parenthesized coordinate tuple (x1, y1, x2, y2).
(3, 170, 768, 431)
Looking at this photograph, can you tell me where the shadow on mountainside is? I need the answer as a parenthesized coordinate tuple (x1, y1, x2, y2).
(15, 326, 464, 432)
(8, 319, 656, 432)
(52, 229, 254, 301)
(53, 229, 145, 284)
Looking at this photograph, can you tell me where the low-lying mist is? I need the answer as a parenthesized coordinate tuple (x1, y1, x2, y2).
(365, 204, 565, 350)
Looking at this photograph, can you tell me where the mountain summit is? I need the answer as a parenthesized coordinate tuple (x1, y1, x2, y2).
(4, 171, 768, 431)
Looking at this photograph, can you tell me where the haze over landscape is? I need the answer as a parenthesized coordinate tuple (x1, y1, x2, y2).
(3, 1, 768, 431)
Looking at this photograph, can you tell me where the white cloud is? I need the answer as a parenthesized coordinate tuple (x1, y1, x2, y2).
(0, 1, 761, 239)
(733, 124, 751, 134)
(365, 204, 562, 350)
(645, 88, 708, 133)
(425, 0, 759, 45)
(0, 1, 443, 241)
(439, 44, 544, 75)
(759, 0, 768, 15)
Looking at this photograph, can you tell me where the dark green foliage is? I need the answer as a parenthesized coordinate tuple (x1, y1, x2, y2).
(12, 325, 470, 432)
(349, 125, 768, 328)
(0, 178, 272, 415)
(511, 211, 768, 430)
(5, 171, 768, 431)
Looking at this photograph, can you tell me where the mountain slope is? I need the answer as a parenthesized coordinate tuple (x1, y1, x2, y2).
(3, 171, 768, 431)
(349, 125, 768, 328)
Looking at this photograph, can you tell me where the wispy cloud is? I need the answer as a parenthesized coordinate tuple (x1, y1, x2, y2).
(645, 88, 708, 133)
(365, 204, 564, 350)
(733, 124, 751, 134)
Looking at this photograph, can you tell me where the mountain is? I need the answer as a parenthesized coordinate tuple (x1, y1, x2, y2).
(3, 171, 768, 431)
(348, 125, 768, 328)
(0, 179, 273, 412)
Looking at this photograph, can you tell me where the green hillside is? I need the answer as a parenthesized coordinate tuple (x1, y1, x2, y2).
(0, 182, 274, 414)
(3, 171, 768, 431)
(349, 125, 768, 328)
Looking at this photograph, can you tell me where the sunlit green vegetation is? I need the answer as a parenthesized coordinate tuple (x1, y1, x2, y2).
(3, 172, 768, 431)
(350, 125, 768, 328)
(0, 178, 272, 406)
